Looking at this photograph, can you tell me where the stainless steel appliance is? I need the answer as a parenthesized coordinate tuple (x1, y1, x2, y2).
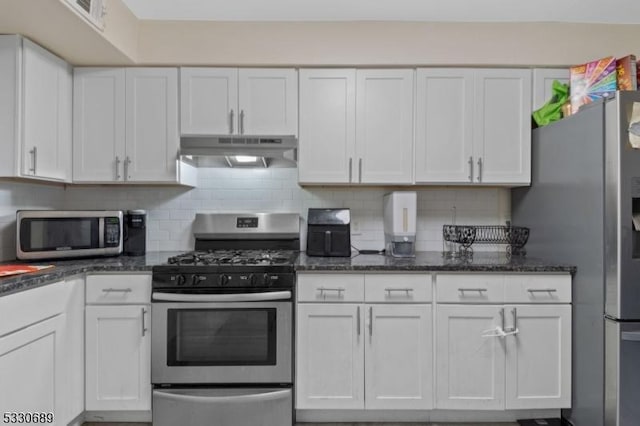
(306, 208, 351, 257)
(383, 191, 417, 257)
(16, 210, 123, 260)
(512, 92, 640, 426)
(123, 209, 146, 256)
(151, 212, 299, 426)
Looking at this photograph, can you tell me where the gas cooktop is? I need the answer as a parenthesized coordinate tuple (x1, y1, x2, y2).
(166, 249, 299, 267)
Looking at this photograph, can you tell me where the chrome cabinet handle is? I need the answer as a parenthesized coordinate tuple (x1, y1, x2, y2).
(102, 288, 132, 293)
(240, 109, 245, 135)
(458, 288, 487, 293)
(357, 306, 360, 336)
(229, 109, 234, 134)
(477, 157, 483, 182)
(318, 287, 345, 298)
(512, 307, 518, 331)
(468, 156, 473, 182)
(115, 156, 121, 180)
(348, 158, 353, 182)
(384, 288, 414, 296)
(124, 156, 132, 180)
(369, 306, 373, 338)
(141, 307, 147, 337)
(500, 307, 505, 332)
(527, 288, 558, 293)
(29, 146, 37, 174)
(358, 158, 362, 183)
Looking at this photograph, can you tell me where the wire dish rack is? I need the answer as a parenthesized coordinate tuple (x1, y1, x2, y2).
(442, 224, 530, 256)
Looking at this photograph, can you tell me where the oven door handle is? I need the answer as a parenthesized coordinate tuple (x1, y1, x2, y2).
(151, 291, 292, 302)
(153, 388, 291, 404)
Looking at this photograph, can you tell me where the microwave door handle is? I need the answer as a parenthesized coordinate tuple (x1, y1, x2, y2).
(152, 291, 292, 302)
(153, 388, 291, 404)
(98, 218, 104, 248)
(325, 230, 332, 255)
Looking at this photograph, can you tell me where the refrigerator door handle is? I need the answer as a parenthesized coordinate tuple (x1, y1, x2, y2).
(621, 331, 640, 341)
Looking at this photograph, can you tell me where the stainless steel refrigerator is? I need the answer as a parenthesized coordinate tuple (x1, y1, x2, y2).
(512, 91, 640, 426)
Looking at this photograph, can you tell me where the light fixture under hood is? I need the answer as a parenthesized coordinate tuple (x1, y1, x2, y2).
(180, 135, 297, 168)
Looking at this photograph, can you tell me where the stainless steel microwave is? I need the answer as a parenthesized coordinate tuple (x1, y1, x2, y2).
(16, 210, 123, 260)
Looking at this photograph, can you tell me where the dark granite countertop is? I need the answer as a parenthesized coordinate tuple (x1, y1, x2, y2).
(296, 251, 576, 274)
(1, 250, 576, 298)
(0, 251, 184, 297)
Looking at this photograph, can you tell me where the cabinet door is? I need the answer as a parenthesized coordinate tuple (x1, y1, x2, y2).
(356, 69, 414, 184)
(238, 68, 297, 135)
(73, 68, 126, 182)
(505, 304, 571, 409)
(365, 304, 433, 409)
(532, 68, 570, 111)
(474, 69, 532, 185)
(22, 39, 71, 181)
(125, 68, 179, 182)
(60, 277, 85, 425)
(415, 69, 474, 183)
(0, 315, 64, 419)
(296, 304, 364, 409)
(435, 305, 505, 410)
(85, 305, 151, 411)
(180, 67, 238, 135)
(298, 69, 356, 184)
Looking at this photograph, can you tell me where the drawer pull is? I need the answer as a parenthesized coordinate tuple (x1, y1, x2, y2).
(318, 287, 345, 298)
(527, 288, 557, 294)
(102, 288, 132, 293)
(458, 288, 487, 294)
(384, 288, 414, 296)
(357, 306, 360, 336)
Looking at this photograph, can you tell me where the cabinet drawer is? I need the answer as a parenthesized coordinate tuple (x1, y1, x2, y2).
(297, 273, 364, 302)
(504, 274, 571, 303)
(86, 274, 151, 304)
(436, 274, 504, 303)
(364, 274, 431, 303)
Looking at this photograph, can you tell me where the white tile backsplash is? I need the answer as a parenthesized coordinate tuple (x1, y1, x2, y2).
(0, 168, 512, 260)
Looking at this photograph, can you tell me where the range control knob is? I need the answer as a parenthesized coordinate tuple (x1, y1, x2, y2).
(263, 273, 270, 286)
(218, 274, 230, 286)
(192, 275, 206, 286)
(249, 274, 257, 286)
(176, 274, 186, 286)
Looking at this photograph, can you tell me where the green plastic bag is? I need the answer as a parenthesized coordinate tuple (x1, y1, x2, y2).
(532, 80, 570, 127)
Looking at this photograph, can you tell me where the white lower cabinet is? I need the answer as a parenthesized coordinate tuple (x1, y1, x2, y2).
(435, 305, 506, 410)
(85, 274, 152, 415)
(296, 273, 433, 410)
(435, 274, 572, 411)
(0, 314, 64, 418)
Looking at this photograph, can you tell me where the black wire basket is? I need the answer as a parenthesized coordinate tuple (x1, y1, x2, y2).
(442, 224, 530, 256)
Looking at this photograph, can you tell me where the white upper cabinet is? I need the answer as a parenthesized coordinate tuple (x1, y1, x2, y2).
(74, 67, 193, 185)
(474, 69, 532, 185)
(180, 68, 238, 135)
(73, 68, 126, 182)
(298, 69, 356, 184)
(415, 68, 531, 186)
(298, 68, 414, 185)
(532, 68, 570, 111)
(0, 36, 72, 183)
(415, 69, 474, 183)
(180, 68, 298, 136)
(125, 68, 179, 182)
(356, 69, 414, 184)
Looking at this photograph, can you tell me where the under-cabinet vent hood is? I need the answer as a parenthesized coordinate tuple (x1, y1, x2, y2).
(180, 135, 297, 168)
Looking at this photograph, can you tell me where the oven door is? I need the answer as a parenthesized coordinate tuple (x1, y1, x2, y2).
(151, 292, 292, 384)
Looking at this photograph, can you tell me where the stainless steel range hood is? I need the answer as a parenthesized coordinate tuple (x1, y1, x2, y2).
(180, 135, 297, 168)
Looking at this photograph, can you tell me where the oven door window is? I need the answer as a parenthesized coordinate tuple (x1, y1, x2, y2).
(167, 308, 277, 366)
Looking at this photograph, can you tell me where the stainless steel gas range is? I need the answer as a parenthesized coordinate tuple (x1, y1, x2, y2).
(151, 212, 299, 426)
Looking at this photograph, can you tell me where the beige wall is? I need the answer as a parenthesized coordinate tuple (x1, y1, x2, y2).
(136, 21, 640, 67)
(1, 1, 640, 66)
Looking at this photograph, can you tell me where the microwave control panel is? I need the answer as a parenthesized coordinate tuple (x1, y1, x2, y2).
(104, 217, 121, 246)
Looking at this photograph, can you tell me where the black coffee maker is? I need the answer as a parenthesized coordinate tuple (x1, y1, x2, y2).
(124, 210, 146, 256)
(306, 208, 351, 257)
